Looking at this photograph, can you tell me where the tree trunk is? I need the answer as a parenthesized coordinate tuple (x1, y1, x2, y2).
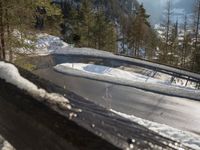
(192, 1, 200, 71)
(0, 0, 2, 59)
(5, 8, 12, 62)
(0, 0, 5, 60)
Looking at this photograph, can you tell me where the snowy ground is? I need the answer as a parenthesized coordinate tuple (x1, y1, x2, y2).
(54, 63, 200, 101)
(111, 109, 200, 150)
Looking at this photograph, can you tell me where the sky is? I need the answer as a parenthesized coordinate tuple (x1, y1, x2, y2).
(138, 0, 195, 25)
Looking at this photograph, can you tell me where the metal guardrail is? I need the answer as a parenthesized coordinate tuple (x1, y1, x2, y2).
(115, 53, 200, 83)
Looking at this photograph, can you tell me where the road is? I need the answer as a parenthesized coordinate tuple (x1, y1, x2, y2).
(34, 68, 200, 135)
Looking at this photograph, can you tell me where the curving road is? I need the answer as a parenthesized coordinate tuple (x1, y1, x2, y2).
(34, 68, 200, 135)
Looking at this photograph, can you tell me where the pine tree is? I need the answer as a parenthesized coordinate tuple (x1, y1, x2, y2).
(62, 6, 79, 44)
(93, 5, 117, 52)
(169, 20, 179, 66)
(145, 29, 158, 61)
(179, 15, 192, 69)
(119, 15, 129, 54)
(67, 0, 117, 52)
(127, 4, 150, 57)
(192, 0, 200, 72)
(161, 0, 173, 64)
(79, 0, 95, 47)
(0, 0, 62, 61)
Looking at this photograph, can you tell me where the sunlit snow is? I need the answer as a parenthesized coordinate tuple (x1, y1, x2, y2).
(111, 109, 200, 150)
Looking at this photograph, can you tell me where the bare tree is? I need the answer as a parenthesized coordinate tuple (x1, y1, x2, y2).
(162, 0, 173, 63)
(0, 0, 5, 60)
(194, 0, 200, 51)
(192, 0, 200, 71)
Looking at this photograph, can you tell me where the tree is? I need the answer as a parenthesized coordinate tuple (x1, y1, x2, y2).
(180, 15, 192, 68)
(61, 0, 117, 52)
(93, 5, 117, 52)
(0, 0, 62, 61)
(160, 0, 173, 64)
(169, 20, 179, 66)
(127, 4, 150, 57)
(61, 6, 80, 44)
(145, 29, 158, 61)
(192, 0, 200, 72)
(118, 15, 129, 54)
(78, 0, 95, 47)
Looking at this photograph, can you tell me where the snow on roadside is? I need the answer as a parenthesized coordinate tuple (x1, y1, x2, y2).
(54, 63, 200, 101)
(0, 61, 72, 111)
(111, 109, 200, 150)
(0, 135, 15, 150)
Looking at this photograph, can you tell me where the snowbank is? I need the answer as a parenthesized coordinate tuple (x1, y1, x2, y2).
(54, 63, 200, 101)
(111, 109, 200, 150)
(0, 61, 72, 110)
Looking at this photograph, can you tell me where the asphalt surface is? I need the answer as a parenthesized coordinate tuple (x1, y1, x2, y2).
(34, 68, 200, 135)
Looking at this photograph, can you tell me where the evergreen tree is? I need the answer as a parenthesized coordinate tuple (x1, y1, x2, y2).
(145, 29, 158, 61)
(169, 20, 179, 66)
(160, 0, 173, 64)
(61, 6, 80, 44)
(192, 0, 200, 72)
(118, 15, 129, 54)
(127, 4, 150, 57)
(62, 0, 117, 53)
(93, 5, 117, 52)
(0, 0, 62, 61)
(79, 0, 95, 47)
(179, 15, 192, 69)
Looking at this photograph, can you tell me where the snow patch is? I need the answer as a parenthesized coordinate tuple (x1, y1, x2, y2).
(111, 109, 200, 150)
(30, 33, 114, 57)
(0, 135, 15, 150)
(35, 34, 69, 54)
(0, 61, 72, 110)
